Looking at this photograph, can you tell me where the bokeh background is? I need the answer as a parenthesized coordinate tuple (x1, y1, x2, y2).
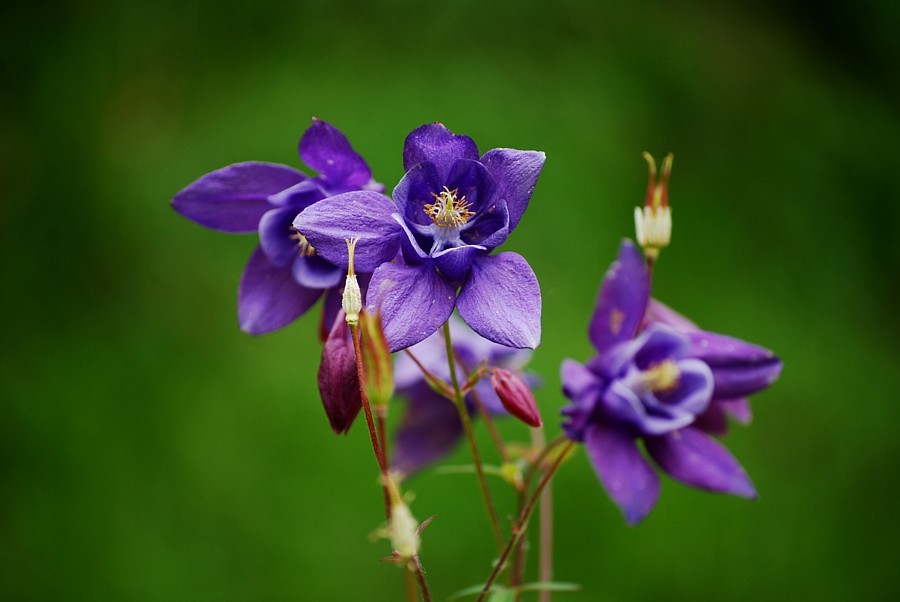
(3, 0, 899, 600)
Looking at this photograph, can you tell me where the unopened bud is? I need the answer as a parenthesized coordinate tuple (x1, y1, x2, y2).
(360, 310, 394, 408)
(635, 152, 673, 259)
(342, 237, 362, 325)
(491, 368, 542, 427)
(317, 310, 362, 435)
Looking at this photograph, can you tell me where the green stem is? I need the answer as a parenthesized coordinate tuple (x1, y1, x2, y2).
(477, 441, 576, 602)
(442, 321, 505, 551)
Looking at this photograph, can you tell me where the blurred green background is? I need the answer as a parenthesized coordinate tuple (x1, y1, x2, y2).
(3, 0, 899, 599)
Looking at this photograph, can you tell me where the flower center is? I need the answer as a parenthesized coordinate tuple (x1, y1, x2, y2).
(423, 187, 475, 228)
(290, 228, 316, 257)
(642, 360, 680, 393)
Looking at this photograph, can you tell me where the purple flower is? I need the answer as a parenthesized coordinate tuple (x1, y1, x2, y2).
(293, 123, 545, 351)
(560, 240, 782, 524)
(392, 316, 533, 475)
(172, 119, 382, 335)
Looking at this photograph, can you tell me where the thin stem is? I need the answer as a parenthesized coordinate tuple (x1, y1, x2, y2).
(413, 556, 432, 602)
(468, 385, 510, 464)
(530, 429, 554, 602)
(522, 433, 570, 492)
(477, 441, 576, 602)
(442, 321, 505, 551)
(404, 568, 418, 602)
(350, 323, 391, 520)
(376, 409, 390, 472)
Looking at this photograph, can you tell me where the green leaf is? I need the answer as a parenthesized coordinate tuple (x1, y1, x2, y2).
(488, 590, 515, 602)
(449, 584, 507, 600)
(518, 581, 581, 593)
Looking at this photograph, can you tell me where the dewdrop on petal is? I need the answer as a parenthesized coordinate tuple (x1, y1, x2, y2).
(635, 152, 673, 259)
(342, 237, 362, 325)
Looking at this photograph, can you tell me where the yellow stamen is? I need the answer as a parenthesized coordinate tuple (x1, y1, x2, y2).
(423, 186, 475, 227)
(643, 360, 680, 393)
(289, 229, 316, 257)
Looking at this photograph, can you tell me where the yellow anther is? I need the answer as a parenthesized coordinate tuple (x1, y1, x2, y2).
(643, 360, 680, 393)
(290, 229, 316, 257)
(423, 186, 475, 227)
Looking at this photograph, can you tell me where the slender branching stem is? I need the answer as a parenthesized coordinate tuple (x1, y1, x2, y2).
(442, 321, 505, 551)
(349, 323, 391, 520)
(413, 556, 432, 602)
(477, 441, 576, 602)
(404, 568, 418, 602)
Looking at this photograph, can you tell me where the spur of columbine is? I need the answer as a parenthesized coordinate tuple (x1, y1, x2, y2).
(171, 119, 382, 334)
(293, 122, 545, 351)
(560, 240, 782, 524)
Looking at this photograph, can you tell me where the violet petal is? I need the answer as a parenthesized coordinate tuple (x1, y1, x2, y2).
(258, 206, 302, 267)
(403, 123, 479, 178)
(687, 331, 783, 399)
(298, 119, 373, 192)
(585, 423, 660, 525)
(238, 246, 323, 334)
(293, 191, 403, 272)
(172, 162, 305, 233)
(645, 427, 757, 498)
(393, 162, 444, 227)
(445, 159, 496, 214)
(481, 148, 545, 231)
(589, 240, 650, 353)
(433, 244, 486, 285)
(292, 254, 342, 290)
(366, 261, 456, 352)
(461, 198, 510, 249)
(393, 384, 463, 475)
(457, 252, 541, 349)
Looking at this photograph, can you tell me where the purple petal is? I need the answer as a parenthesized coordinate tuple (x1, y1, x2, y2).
(394, 214, 430, 264)
(433, 244, 486, 284)
(632, 324, 691, 369)
(292, 191, 403, 273)
(561, 359, 600, 401)
(651, 358, 713, 417)
(393, 384, 463, 475)
(393, 162, 443, 227)
(589, 240, 650, 353)
(645, 427, 757, 498)
(258, 206, 302, 267)
(461, 198, 510, 249)
(720, 397, 752, 424)
(445, 159, 496, 214)
(366, 262, 456, 352)
(693, 402, 730, 436)
(601, 380, 694, 436)
(585, 423, 660, 525)
(687, 331, 783, 399)
(292, 254, 342, 289)
(298, 119, 374, 191)
(403, 123, 479, 178)
(644, 298, 699, 333)
(481, 148, 545, 231)
(238, 246, 323, 334)
(172, 162, 305, 233)
(457, 253, 541, 349)
(267, 179, 325, 209)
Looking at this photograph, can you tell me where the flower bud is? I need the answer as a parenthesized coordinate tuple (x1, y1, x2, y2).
(317, 310, 362, 435)
(359, 310, 394, 409)
(342, 237, 362, 325)
(491, 368, 542, 427)
(634, 152, 673, 259)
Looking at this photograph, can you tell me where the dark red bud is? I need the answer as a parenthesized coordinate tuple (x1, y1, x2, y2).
(317, 310, 362, 435)
(491, 368, 542, 428)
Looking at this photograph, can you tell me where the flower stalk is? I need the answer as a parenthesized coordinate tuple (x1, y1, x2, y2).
(443, 321, 505, 551)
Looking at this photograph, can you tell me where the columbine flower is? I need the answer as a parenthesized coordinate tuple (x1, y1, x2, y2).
(391, 315, 534, 475)
(171, 119, 382, 334)
(293, 122, 545, 351)
(560, 240, 782, 524)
